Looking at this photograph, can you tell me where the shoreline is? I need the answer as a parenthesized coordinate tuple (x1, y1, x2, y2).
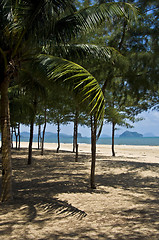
(12, 141, 159, 164)
(14, 141, 159, 149)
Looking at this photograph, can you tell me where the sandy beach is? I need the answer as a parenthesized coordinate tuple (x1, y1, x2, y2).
(0, 142, 159, 239)
(20, 141, 159, 164)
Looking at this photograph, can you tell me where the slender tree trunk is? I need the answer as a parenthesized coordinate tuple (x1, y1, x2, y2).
(56, 121, 60, 153)
(73, 120, 76, 153)
(75, 112, 78, 162)
(14, 127, 18, 150)
(118, 20, 127, 52)
(38, 124, 41, 150)
(90, 115, 97, 189)
(112, 122, 115, 156)
(16, 135, 18, 149)
(0, 78, 13, 202)
(41, 109, 47, 156)
(28, 121, 34, 165)
(11, 127, 13, 149)
(28, 100, 37, 164)
(18, 123, 20, 150)
(76, 144, 78, 162)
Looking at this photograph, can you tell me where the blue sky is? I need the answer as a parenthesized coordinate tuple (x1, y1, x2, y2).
(21, 110, 159, 137)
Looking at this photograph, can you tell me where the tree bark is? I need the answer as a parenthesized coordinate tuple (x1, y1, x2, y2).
(90, 115, 97, 189)
(14, 127, 18, 150)
(28, 100, 37, 164)
(11, 127, 13, 149)
(18, 123, 20, 150)
(75, 112, 78, 162)
(0, 78, 13, 202)
(112, 122, 115, 157)
(38, 124, 41, 150)
(41, 109, 47, 156)
(28, 121, 34, 165)
(56, 121, 60, 153)
(73, 120, 76, 153)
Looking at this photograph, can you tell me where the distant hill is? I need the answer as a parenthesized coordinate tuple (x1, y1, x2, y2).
(21, 131, 74, 138)
(100, 134, 111, 138)
(119, 131, 143, 138)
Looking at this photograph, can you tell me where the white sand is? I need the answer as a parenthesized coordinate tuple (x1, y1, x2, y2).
(18, 141, 159, 164)
(0, 143, 159, 239)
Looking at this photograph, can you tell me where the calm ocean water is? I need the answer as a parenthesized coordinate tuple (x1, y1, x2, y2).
(1, 135, 158, 146)
(19, 136, 159, 146)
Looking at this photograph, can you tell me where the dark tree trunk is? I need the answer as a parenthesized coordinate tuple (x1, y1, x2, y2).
(56, 121, 60, 153)
(0, 78, 13, 202)
(112, 122, 115, 156)
(41, 109, 47, 156)
(28, 100, 37, 164)
(90, 115, 97, 189)
(15, 134, 18, 149)
(14, 127, 18, 150)
(118, 20, 127, 52)
(38, 124, 42, 150)
(75, 144, 78, 162)
(73, 120, 76, 153)
(11, 127, 14, 149)
(28, 121, 34, 165)
(18, 123, 20, 150)
(75, 112, 78, 162)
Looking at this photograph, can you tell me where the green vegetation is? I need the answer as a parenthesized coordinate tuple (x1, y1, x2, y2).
(0, 0, 158, 201)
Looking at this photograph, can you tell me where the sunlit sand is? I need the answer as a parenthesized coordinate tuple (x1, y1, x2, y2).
(0, 142, 159, 239)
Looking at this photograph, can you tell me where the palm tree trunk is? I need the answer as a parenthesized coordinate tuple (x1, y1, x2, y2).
(90, 114, 97, 189)
(56, 121, 60, 153)
(41, 109, 47, 156)
(112, 122, 115, 156)
(0, 78, 12, 202)
(28, 121, 34, 165)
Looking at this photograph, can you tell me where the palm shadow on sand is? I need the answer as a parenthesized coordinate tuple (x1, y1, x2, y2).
(0, 148, 159, 239)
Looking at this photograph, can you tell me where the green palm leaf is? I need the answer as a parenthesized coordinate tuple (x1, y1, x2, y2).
(1, 1, 138, 53)
(44, 43, 113, 61)
(35, 54, 105, 124)
(54, 2, 138, 43)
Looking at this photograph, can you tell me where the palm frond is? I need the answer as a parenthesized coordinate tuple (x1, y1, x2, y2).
(53, 2, 138, 44)
(1, 1, 138, 57)
(44, 43, 112, 62)
(36, 54, 105, 123)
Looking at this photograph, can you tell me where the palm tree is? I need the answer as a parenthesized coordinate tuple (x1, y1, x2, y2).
(0, 0, 137, 201)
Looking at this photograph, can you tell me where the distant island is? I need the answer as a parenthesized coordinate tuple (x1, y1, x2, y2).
(100, 134, 111, 138)
(20, 132, 85, 139)
(21, 131, 73, 139)
(119, 131, 143, 138)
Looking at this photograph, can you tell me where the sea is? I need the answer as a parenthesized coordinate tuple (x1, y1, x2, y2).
(17, 136, 159, 146)
(1, 135, 159, 146)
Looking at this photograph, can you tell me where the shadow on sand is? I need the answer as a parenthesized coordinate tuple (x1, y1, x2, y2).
(0, 148, 159, 239)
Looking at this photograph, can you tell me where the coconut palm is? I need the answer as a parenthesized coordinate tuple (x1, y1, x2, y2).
(0, 0, 137, 201)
